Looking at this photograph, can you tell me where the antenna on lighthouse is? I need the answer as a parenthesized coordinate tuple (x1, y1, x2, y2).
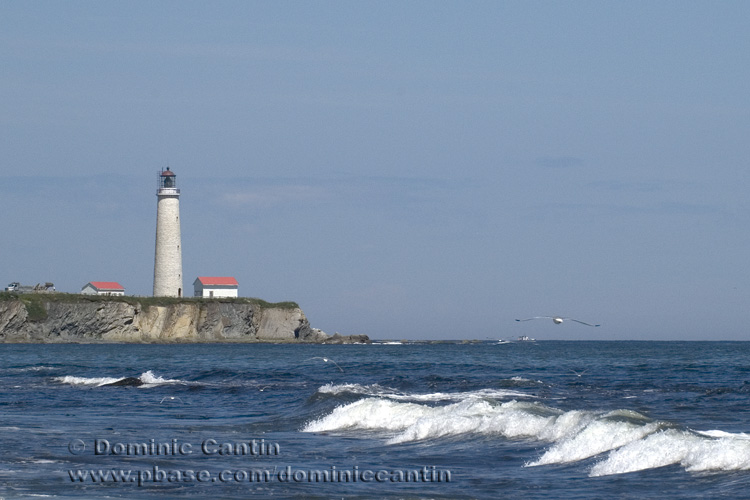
(153, 167, 183, 297)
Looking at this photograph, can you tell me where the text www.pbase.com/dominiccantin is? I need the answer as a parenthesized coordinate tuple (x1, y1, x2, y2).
(69, 465, 452, 487)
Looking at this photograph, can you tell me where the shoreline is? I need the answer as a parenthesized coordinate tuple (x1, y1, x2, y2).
(0, 294, 368, 344)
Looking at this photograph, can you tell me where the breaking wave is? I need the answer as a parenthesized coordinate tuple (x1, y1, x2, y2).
(317, 383, 534, 402)
(304, 385, 750, 476)
(589, 429, 750, 476)
(54, 370, 184, 388)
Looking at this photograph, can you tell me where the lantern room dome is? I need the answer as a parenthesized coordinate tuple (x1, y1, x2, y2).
(157, 167, 178, 191)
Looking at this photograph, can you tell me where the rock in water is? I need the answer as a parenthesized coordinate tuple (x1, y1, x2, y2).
(101, 377, 143, 387)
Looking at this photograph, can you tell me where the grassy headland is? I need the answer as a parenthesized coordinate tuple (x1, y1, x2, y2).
(0, 292, 300, 322)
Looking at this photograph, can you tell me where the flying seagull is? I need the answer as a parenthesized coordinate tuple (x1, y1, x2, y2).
(159, 396, 184, 404)
(516, 316, 600, 327)
(307, 357, 344, 372)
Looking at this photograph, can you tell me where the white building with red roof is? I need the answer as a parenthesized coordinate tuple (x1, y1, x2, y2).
(81, 281, 125, 296)
(193, 277, 238, 298)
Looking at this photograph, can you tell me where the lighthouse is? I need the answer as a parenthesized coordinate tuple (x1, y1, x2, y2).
(153, 167, 183, 297)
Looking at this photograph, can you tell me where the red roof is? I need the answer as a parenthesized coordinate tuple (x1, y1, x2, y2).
(88, 281, 125, 291)
(196, 277, 238, 286)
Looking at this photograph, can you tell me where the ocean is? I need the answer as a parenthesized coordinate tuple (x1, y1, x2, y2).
(2, 341, 750, 499)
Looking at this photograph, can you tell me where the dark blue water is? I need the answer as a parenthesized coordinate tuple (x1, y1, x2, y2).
(2, 341, 750, 499)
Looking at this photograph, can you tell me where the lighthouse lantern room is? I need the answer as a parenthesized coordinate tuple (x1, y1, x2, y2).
(158, 167, 178, 191)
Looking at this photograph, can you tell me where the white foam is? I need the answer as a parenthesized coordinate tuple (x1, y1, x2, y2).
(318, 383, 394, 396)
(529, 414, 661, 466)
(304, 397, 593, 444)
(683, 435, 750, 472)
(317, 383, 533, 402)
(589, 429, 699, 476)
(305, 398, 427, 434)
(55, 371, 183, 388)
(307, 385, 750, 477)
(695, 430, 750, 440)
(589, 428, 750, 476)
(388, 400, 591, 445)
(138, 370, 182, 387)
(55, 375, 124, 386)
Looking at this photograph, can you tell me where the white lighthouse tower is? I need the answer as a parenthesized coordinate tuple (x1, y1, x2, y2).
(153, 167, 183, 297)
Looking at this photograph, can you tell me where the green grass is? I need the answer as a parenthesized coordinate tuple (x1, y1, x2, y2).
(0, 292, 21, 302)
(19, 295, 48, 321)
(0, 292, 300, 317)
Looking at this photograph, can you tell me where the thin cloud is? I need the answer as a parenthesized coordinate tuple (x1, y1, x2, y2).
(4, 36, 341, 65)
(535, 157, 585, 169)
(220, 184, 327, 208)
(588, 179, 698, 193)
(535, 201, 726, 218)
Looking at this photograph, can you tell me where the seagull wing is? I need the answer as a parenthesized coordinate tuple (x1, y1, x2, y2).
(515, 317, 553, 322)
(329, 360, 344, 372)
(307, 356, 343, 372)
(568, 319, 600, 327)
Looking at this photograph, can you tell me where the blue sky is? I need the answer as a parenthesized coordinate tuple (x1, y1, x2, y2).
(2, 1, 749, 340)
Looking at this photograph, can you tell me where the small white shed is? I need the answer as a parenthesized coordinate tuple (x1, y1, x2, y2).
(81, 281, 125, 296)
(193, 277, 239, 298)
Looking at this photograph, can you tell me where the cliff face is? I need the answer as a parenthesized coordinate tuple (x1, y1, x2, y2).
(0, 296, 358, 343)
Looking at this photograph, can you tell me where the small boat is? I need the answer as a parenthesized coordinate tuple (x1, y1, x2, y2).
(497, 339, 512, 344)
(517, 335, 535, 342)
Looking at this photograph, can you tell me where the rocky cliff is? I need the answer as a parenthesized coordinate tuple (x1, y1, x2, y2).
(0, 294, 368, 344)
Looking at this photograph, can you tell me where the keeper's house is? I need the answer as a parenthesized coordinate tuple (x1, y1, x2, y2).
(81, 281, 125, 296)
(193, 277, 239, 298)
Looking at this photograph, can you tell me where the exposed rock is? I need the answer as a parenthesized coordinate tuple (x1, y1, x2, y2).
(0, 295, 368, 344)
(102, 377, 144, 387)
(323, 333, 371, 344)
